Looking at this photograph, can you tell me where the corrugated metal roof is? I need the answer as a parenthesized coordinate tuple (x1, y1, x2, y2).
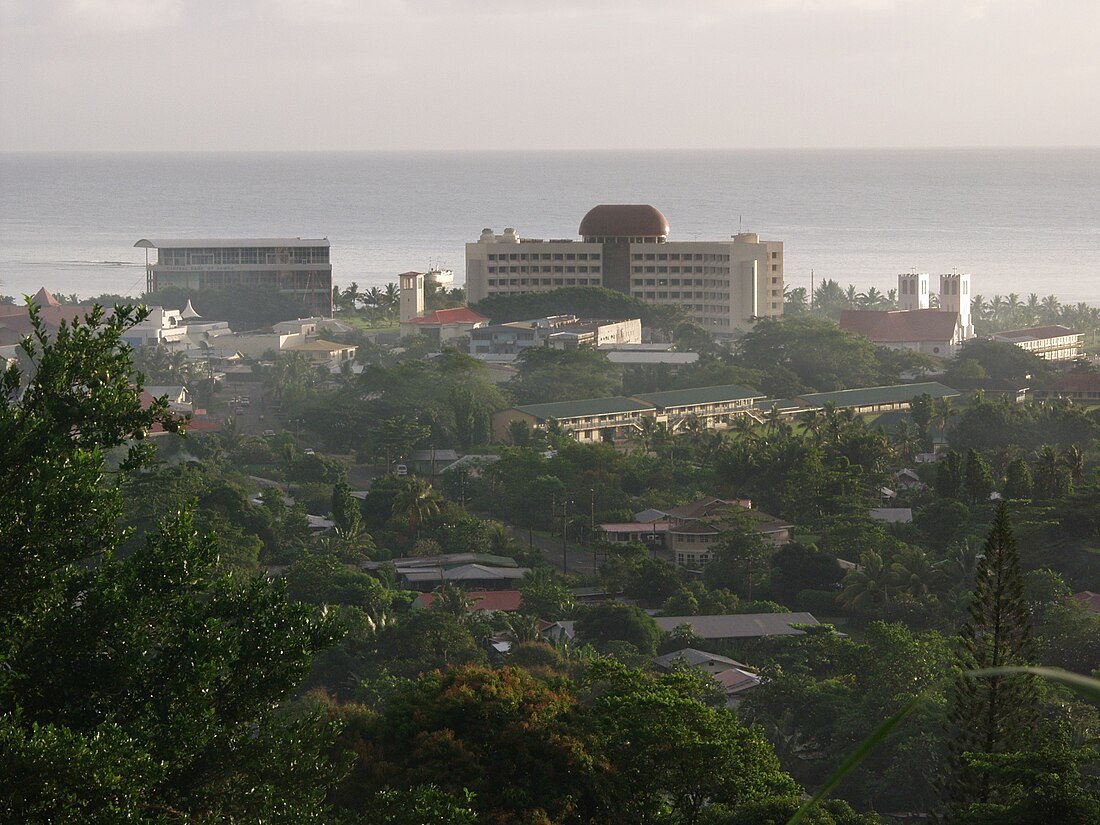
(992, 325, 1081, 342)
(513, 396, 655, 422)
(796, 381, 959, 408)
(633, 383, 763, 408)
(135, 238, 329, 249)
(654, 612, 821, 639)
(605, 351, 699, 365)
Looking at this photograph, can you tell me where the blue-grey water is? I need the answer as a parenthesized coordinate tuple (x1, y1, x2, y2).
(1, 149, 1098, 304)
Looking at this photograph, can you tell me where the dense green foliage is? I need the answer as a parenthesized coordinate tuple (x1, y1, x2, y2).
(0, 307, 344, 823)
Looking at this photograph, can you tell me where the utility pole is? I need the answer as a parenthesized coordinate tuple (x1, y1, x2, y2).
(589, 487, 595, 547)
(561, 498, 569, 574)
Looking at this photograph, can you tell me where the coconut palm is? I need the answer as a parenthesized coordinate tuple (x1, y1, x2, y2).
(838, 551, 894, 611)
(487, 521, 519, 556)
(888, 548, 936, 599)
(783, 285, 809, 314)
(502, 612, 542, 643)
(433, 585, 472, 620)
(1024, 293, 1041, 326)
(391, 476, 442, 540)
(1040, 294, 1061, 323)
(933, 540, 982, 595)
(382, 282, 400, 319)
(1062, 443, 1085, 485)
(858, 286, 887, 309)
(970, 294, 989, 324)
(892, 419, 920, 464)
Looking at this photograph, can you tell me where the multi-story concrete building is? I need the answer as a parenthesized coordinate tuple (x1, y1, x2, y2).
(134, 238, 333, 317)
(992, 325, 1084, 362)
(465, 205, 783, 334)
(469, 315, 641, 355)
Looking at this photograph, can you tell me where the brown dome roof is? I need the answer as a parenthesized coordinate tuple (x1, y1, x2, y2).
(579, 204, 669, 239)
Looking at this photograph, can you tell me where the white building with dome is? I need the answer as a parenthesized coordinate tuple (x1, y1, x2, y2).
(465, 204, 783, 334)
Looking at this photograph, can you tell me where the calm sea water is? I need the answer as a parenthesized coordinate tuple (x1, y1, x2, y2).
(1, 149, 1098, 304)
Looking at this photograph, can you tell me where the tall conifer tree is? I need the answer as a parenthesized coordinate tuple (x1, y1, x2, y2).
(938, 501, 1038, 820)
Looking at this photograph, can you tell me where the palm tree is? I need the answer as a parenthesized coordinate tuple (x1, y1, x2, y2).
(1025, 293, 1041, 327)
(812, 279, 848, 317)
(1062, 443, 1085, 485)
(633, 415, 661, 454)
(933, 540, 982, 595)
(970, 294, 989, 325)
(382, 282, 400, 320)
(486, 521, 519, 556)
(1033, 444, 1064, 500)
(219, 415, 246, 453)
(889, 548, 935, 599)
(433, 585, 472, 620)
(502, 612, 542, 643)
(858, 286, 886, 309)
(363, 286, 383, 323)
(844, 284, 859, 308)
(892, 419, 920, 464)
(1040, 294, 1061, 324)
(838, 551, 894, 611)
(988, 295, 1005, 326)
(391, 477, 442, 541)
(932, 397, 957, 438)
(783, 285, 809, 314)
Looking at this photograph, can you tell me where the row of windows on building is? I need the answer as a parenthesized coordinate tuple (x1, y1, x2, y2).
(634, 291, 732, 302)
(632, 252, 729, 262)
(487, 278, 599, 288)
(158, 248, 330, 266)
(487, 252, 601, 261)
(675, 533, 718, 544)
(158, 270, 327, 289)
(630, 264, 781, 274)
(488, 266, 600, 274)
(633, 277, 738, 288)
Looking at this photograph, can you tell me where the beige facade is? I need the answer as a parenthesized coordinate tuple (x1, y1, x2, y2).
(464, 210, 783, 335)
(627, 233, 783, 332)
(465, 230, 605, 304)
(992, 326, 1084, 362)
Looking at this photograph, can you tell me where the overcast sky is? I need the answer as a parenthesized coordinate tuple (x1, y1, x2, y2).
(1, 0, 1097, 151)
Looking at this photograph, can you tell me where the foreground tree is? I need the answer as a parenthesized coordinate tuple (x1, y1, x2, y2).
(582, 660, 799, 825)
(938, 501, 1039, 820)
(0, 305, 344, 823)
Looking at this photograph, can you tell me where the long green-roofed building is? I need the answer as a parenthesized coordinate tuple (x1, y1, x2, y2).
(794, 381, 958, 413)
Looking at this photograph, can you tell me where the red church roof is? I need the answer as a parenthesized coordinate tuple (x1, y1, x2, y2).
(840, 309, 959, 344)
(408, 307, 488, 326)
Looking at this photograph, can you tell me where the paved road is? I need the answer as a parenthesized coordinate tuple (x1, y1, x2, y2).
(508, 526, 598, 577)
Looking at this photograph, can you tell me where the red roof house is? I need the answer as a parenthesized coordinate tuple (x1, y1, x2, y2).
(412, 589, 524, 614)
(400, 306, 489, 346)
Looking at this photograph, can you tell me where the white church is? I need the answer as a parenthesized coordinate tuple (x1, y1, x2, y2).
(840, 271, 975, 358)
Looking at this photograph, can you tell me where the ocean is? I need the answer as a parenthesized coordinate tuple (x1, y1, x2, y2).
(1, 149, 1098, 304)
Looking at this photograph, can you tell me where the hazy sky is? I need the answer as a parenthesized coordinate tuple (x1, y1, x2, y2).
(1, 0, 1097, 151)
